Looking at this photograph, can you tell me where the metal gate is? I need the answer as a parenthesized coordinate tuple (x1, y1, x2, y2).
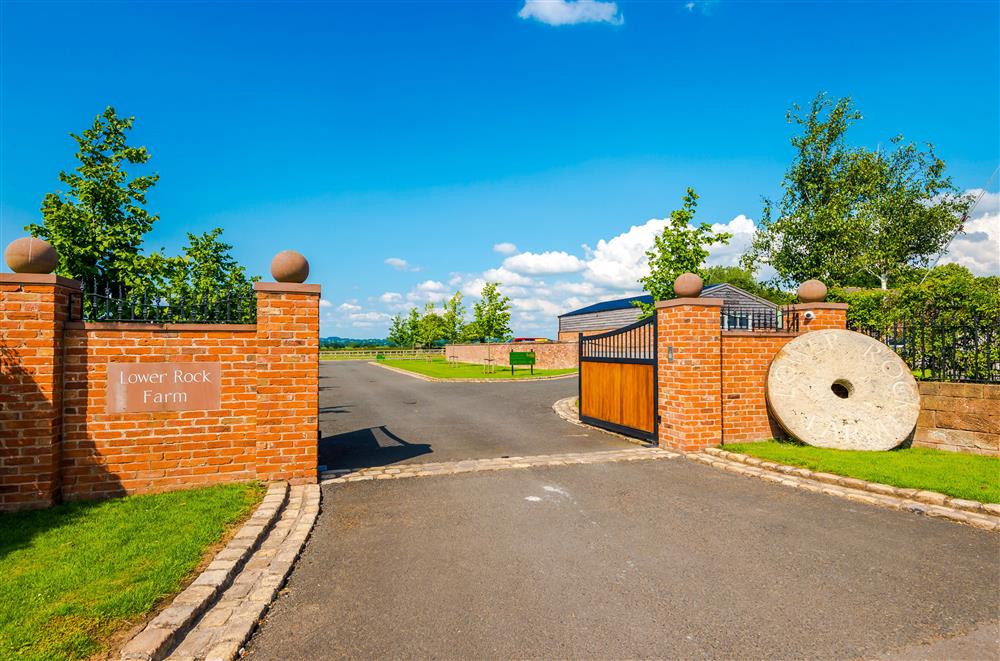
(578, 314, 658, 443)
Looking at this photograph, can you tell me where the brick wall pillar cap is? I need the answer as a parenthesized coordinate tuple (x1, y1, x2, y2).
(655, 297, 725, 309)
(786, 302, 849, 311)
(254, 282, 321, 294)
(0, 273, 82, 290)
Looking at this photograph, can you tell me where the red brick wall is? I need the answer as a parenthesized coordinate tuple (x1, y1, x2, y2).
(0, 275, 75, 510)
(654, 300, 850, 452)
(61, 325, 259, 500)
(0, 276, 319, 511)
(655, 298, 724, 452)
(914, 382, 999, 456)
(255, 283, 319, 484)
(720, 333, 795, 443)
(445, 342, 578, 370)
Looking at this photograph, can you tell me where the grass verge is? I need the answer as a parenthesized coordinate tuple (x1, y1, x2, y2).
(0, 481, 265, 660)
(723, 441, 1000, 503)
(380, 357, 577, 380)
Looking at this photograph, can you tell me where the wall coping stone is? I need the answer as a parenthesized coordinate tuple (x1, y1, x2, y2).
(65, 322, 257, 332)
(786, 302, 849, 310)
(0, 272, 83, 289)
(655, 297, 725, 309)
(254, 282, 321, 294)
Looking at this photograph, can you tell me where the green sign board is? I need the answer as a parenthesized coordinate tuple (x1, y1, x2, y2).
(509, 351, 536, 375)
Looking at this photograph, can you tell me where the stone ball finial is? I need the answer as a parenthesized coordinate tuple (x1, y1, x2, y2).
(797, 279, 828, 303)
(673, 272, 704, 298)
(4, 237, 58, 274)
(270, 250, 309, 283)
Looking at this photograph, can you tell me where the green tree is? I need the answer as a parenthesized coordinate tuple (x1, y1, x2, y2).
(405, 308, 421, 348)
(387, 313, 412, 347)
(636, 187, 731, 315)
(470, 282, 512, 343)
(743, 93, 967, 289)
(701, 265, 794, 305)
(416, 302, 448, 347)
(441, 291, 467, 343)
(27, 107, 159, 287)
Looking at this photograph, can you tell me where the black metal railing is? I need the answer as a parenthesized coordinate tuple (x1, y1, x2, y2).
(850, 314, 1000, 384)
(70, 281, 257, 324)
(720, 306, 799, 333)
(580, 315, 656, 363)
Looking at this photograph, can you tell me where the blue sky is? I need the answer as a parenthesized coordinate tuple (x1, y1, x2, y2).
(2, 0, 998, 337)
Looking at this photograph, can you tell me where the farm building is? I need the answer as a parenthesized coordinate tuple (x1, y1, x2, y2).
(556, 283, 778, 342)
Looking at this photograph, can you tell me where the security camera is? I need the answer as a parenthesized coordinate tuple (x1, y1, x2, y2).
(803, 311, 816, 321)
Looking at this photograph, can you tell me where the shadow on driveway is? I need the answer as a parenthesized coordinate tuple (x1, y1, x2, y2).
(319, 425, 432, 471)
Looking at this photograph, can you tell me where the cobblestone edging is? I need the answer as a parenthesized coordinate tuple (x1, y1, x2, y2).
(167, 484, 321, 661)
(369, 361, 577, 383)
(120, 482, 290, 660)
(320, 447, 679, 484)
(693, 448, 1000, 531)
(551, 397, 653, 448)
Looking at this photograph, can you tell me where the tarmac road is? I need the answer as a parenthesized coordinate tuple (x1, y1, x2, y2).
(246, 361, 999, 659)
(317, 360, 634, 471)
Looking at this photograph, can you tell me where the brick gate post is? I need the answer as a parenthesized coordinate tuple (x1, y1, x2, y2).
(254, 282, 320, 484)
(788, 302, 849, 332)
(655, 297, 724, 452)
(0, 273, 81, 510)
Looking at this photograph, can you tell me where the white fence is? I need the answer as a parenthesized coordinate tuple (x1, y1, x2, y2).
(320, 348, 445, 361)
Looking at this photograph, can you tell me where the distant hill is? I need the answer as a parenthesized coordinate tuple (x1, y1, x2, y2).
(320, 336, 390, 349)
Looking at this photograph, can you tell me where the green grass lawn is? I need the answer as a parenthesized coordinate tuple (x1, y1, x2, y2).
(723, 441, 1000, 503)
(380, 357, 577, 379)
(0, 482, 265, 660)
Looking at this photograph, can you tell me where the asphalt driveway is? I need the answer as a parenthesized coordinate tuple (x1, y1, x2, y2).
(248, 458, 999, 659)
(247, 360, 999, 659)
(318, 360, 633, 470)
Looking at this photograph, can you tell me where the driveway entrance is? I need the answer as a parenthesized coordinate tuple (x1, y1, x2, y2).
(318, 361, 634, 471)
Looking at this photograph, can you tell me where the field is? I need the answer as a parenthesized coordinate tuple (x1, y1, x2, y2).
(0, 482, 264, 660)
(380, 357, 577, 379)
(724, 441, 1000, 503)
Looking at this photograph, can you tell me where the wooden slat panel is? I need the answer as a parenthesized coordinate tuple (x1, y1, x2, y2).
(580, 361, 654, 434)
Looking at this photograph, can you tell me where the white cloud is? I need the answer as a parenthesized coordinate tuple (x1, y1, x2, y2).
(384, 257, 420, 272)
(493, 242, 518, 255)
(482, 267, 536, 286)
(503, 250, 587, 275)
(379, 292, 403, 303)
(582, 218, 667, 289)
(319, 299, 333, 308)
(939, 189, 1000, 276)
(415, 279, 446, 292)
(338, 302, 362, 312)
(518, 0, 623, 26)
(706, 214, 757, 267)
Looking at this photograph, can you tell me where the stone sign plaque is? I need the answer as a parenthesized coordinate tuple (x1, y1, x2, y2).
(106, 362, 222, 414)
(766, 329, 920, 451)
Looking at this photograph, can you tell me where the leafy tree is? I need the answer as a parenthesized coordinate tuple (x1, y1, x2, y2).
(416, 303, 448, 347)
(387, 313, 412, 347)
(27, 107, 159, 287)
(743, 93, 967, 289)
(441, 291, 467, 343)
(405, 308, 421, 348)
(701, 265, 794, 305)
(469, 282, 512, 343)
(636, 187, 731, 315)
(27, 107, 257, 315)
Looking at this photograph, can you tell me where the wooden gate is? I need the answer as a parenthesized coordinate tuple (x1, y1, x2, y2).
(578, 314, 658, 443)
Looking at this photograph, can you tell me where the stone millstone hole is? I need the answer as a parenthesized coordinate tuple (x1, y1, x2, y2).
(831, 379, 854, 399)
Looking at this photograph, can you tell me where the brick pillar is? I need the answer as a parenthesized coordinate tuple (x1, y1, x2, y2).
(656, 297, 724, 452)
(0, 273, 81, 510)
(788, 302, 849, 332)
(254, 282, 319, 484)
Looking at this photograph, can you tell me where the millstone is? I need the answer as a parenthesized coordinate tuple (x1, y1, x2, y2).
(766, 329, 920, 451)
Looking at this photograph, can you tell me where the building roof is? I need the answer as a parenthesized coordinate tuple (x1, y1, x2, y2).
(558, 284, 726, 318)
